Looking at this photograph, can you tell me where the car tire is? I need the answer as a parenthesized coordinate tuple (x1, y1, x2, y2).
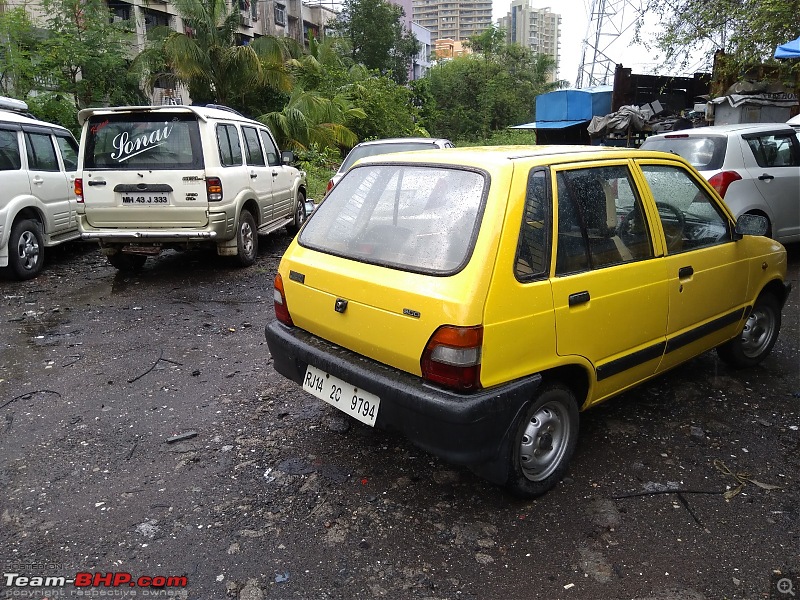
(5, 219, 45, 280)
(717, 292, 781, 369)
(107, 252, 147, 271)
(286, 190, 307, 235)
(235, 210, 258, 267)
(505, 382, 579, 498)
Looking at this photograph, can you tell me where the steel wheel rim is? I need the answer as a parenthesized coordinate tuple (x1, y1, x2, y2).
(519, 400, 571, 481)
(740, 306, 775, 358)
(240, 220, 254, 258)
(17, 230, 40, 271)
(296, 199, 306, 227)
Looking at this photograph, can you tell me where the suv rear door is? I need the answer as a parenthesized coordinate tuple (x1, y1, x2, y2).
(81, 111, 208, 228)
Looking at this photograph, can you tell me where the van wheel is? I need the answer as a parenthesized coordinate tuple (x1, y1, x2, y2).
(286, 190, 307, 235)
(235, 211, 257, 266)
(506, 383, 579, 498)
(717, 292, 781, 369)
(108, 252, 147, 271)
(6, 219, 44, 280)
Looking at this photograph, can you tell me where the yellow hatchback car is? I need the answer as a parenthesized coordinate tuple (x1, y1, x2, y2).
(265, 146, 791, 497)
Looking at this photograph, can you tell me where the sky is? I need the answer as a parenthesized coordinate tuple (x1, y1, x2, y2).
(491, 0, 698, 88)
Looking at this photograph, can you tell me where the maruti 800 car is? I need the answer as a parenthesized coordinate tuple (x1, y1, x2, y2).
(265, 145, 790, 497)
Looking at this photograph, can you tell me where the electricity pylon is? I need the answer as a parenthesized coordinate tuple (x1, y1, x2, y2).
(575, 0, 644, 88)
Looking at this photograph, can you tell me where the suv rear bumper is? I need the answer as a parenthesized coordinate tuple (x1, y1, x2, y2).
(265, 320, 542, 471)
(78, 212, 229, 243)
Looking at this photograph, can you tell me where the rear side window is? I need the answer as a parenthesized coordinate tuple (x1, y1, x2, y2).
(744, 133, 800, 167)
(299, 164, 486, 275)
(515, 168, 551, 281)
(25, 132, 59, 171)
(242, 126, 265, 167)
(55, 135, 78, 171)
(84, 112, 203, 169)
(217, 124, 242, 167)
(641, 136, 727, 171)
(0, 129, 21, 170)
(555, 165, 653, 275)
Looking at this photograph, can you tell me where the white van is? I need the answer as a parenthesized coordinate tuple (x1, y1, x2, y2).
(76, 104, 308, 270)
(0, 96, 80, 280)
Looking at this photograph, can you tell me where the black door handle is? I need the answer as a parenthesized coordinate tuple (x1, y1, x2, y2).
(758, 174, 774, 181)
(250, 173, 258, 179)
(678, 266, 694, 279)
(568, 291, 590, 306)
(87, 180, 106, 186)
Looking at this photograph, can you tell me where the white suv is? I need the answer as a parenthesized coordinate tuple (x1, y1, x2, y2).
(0, 96, 80, 280)
(76, 104, 308, 270)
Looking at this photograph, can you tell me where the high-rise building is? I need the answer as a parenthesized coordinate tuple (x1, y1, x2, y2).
(497, 1, 560, 74)
(412, 0, 493, 42)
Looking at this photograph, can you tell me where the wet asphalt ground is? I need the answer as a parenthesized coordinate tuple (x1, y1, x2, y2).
(1, 234, 798, 600)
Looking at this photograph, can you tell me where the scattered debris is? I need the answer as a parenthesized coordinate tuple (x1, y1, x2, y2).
(166, 431, 198, 444)
(1, 389, 61, 410)
(127, 350, 183, 383)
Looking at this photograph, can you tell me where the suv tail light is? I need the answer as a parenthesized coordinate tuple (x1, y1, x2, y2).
(206, 177, 223, 202)
(421, 325, 482, 391)
(273, 273, 294, 326)
(707, 171, 742, 198)
(75, 178, 84, 203)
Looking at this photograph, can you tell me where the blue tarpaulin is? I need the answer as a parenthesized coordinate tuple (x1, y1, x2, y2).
(775, 36, 800, 59)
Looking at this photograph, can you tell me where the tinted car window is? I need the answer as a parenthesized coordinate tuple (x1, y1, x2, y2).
(242, 126, 265, 167)
(84, 113, 203, 169)
(55, 135, 78, 171)
(641, 136, 727, 171)
(260, 130, 280, 166)
(25, 132, 59, 171)
(0, 129, 21, 170)
(300, 164, 486, 274)
(744, 133, 800, 167)
(217, 124, 243, 167)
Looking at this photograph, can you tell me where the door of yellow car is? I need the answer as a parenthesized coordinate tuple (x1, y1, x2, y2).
(549, 162, 669, 406)
(636, 161, 749, 372)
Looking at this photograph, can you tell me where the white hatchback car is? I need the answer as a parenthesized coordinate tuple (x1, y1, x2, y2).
(76, 104, 308, 270)
(326, 137, 454, 196)
(641, 123, 800, 244)
(0, 96, 80, 280)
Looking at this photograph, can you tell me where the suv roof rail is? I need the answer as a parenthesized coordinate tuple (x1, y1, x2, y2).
(200, 104, 245, 117)
(0, 95, 30, 114)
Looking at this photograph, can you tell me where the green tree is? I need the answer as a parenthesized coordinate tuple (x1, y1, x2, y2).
(332, 0, 420, 85)
(0, 0, 143, 110)
(0, 6, 39, 97)
(636, 0, 800, 89)
(259, 88, 362, 152)
(428, 44, 565, 142)
(137, 0, 296, 111)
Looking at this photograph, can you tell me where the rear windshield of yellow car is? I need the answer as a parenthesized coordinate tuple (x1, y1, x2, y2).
(299, 163, 487, 275)
(83, 112, 203, 170)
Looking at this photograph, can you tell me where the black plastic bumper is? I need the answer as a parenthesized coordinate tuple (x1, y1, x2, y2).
(265, 321, 542, 471)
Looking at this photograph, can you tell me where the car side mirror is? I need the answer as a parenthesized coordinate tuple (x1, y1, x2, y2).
(281, 150, 296, 165)
(734, 213, 768, 238)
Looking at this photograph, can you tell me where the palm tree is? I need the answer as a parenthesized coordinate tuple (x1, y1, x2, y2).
(259, 88, 364, 152)
(136, 0, 295, 107)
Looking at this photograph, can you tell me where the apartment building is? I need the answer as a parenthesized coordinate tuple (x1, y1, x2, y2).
(497, 1, 560, 71)
(4, 0, 336, 104)
(412, 0, 492, 42)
